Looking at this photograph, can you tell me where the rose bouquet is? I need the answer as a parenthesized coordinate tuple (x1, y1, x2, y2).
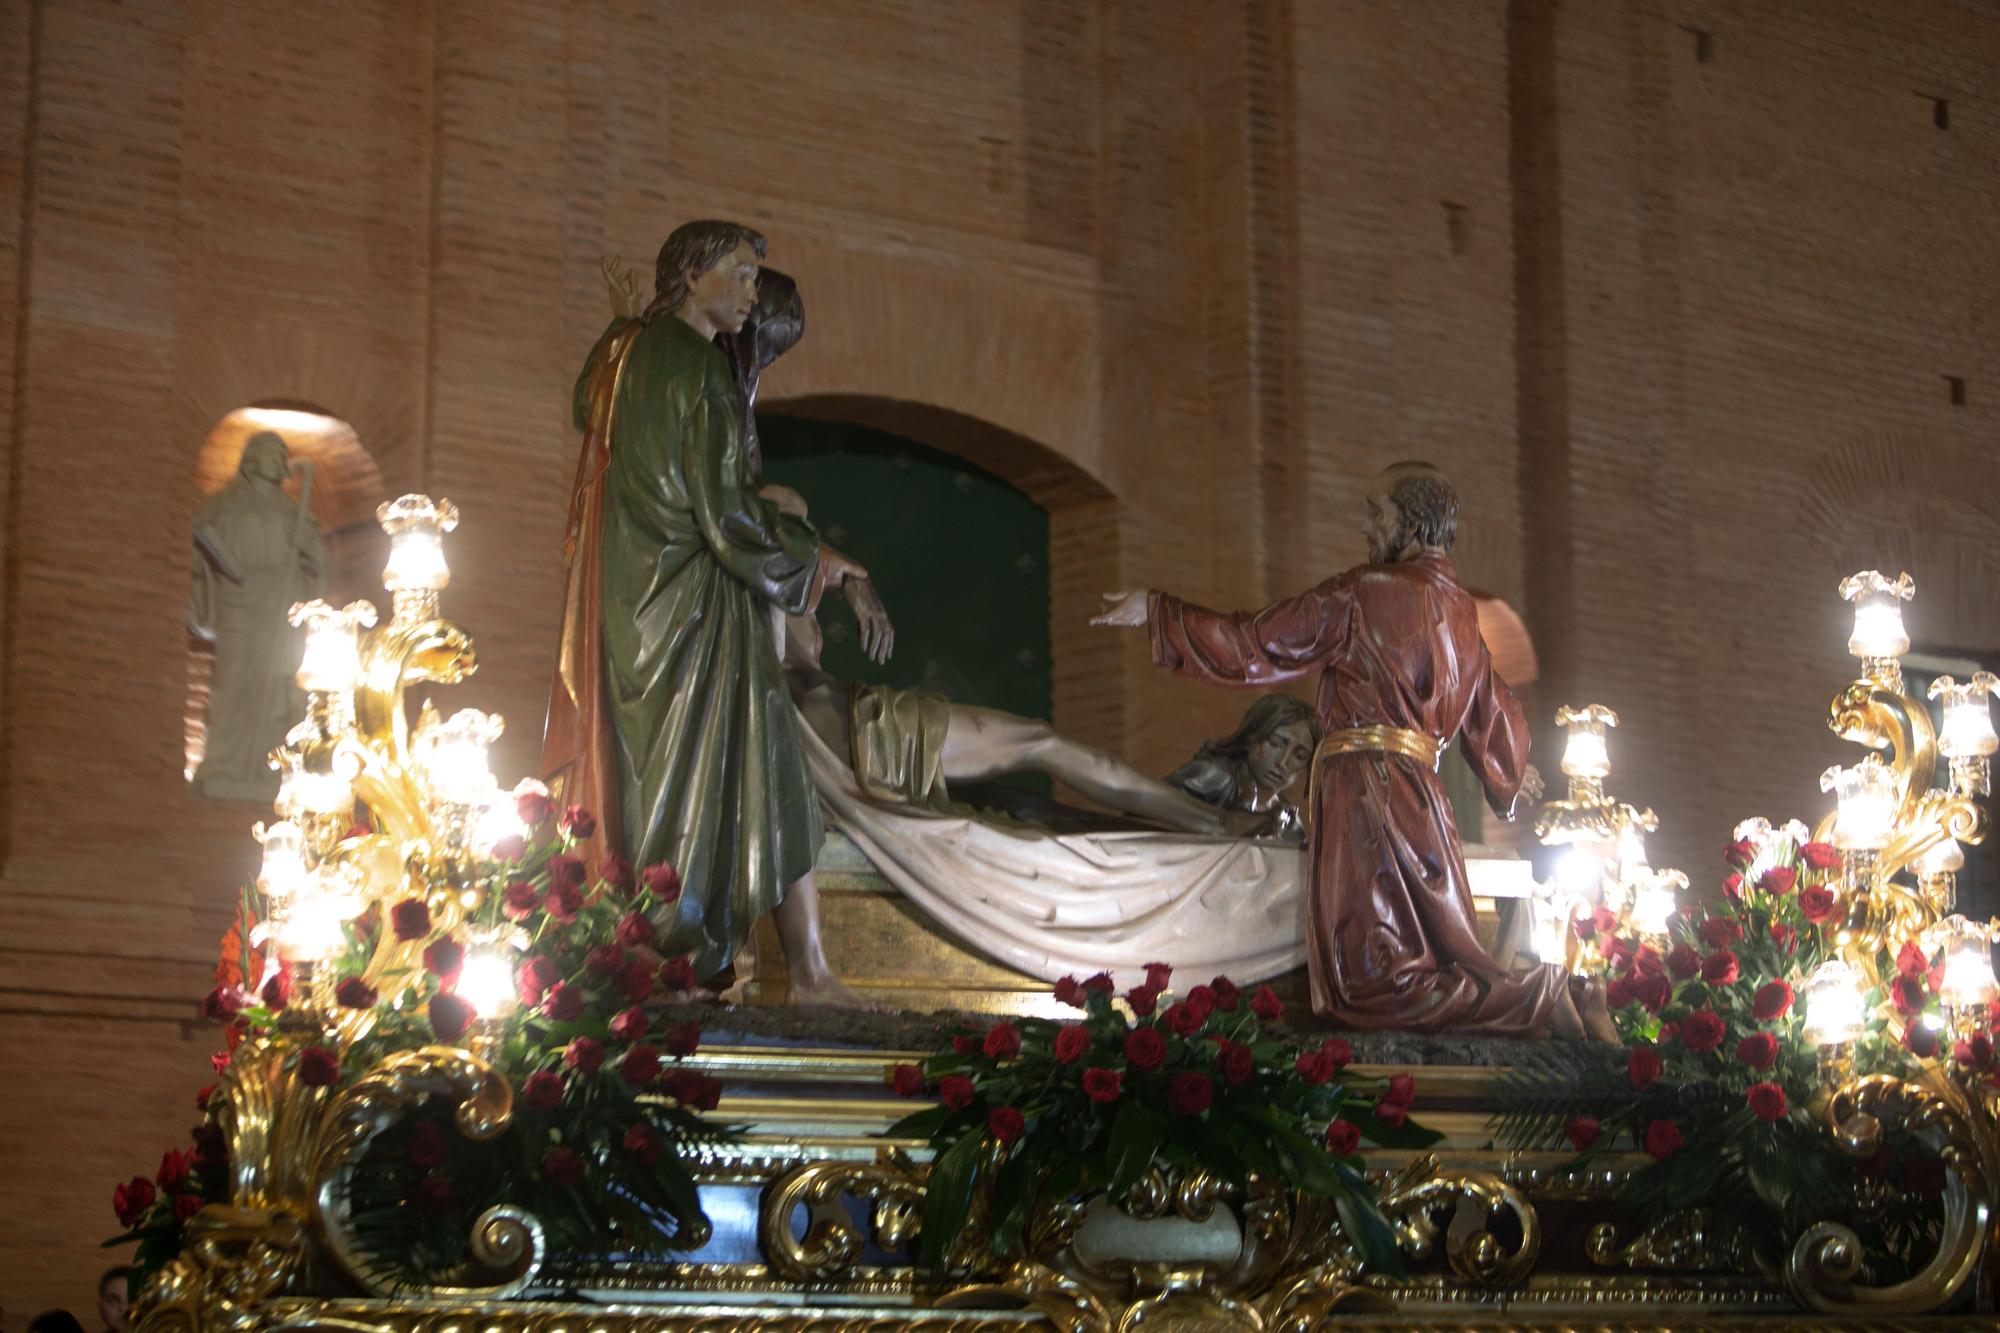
(110, 794, 731, 1287)
(885, 964, 1438, 1271)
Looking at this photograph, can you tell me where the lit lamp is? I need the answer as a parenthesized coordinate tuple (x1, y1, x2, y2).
(1630, 868, 1687, 938)
(1915, 835, 1966, 914)
(1938, 920, 1999, 1039)
(1838, 570, 1914, 690)
(411, 706, 505, 856)
(1802, 958, 1867, 1082)
(1820, 754, 1898, 884)
(1554, 703, 1617, 803)
(378, 494, 459, 624)
(1930, 672, 1999, 797)
(456, 937, 517, 1057)
(274, 863, 367, 1009)
(254, 820, 309, 899)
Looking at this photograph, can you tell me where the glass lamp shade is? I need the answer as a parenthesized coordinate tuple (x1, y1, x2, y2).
(1801, 959, 1868, 1047)
(1915, 835, 1965, 878)
(291, 599, 379, 692)
(1554, 844, 1605, 897)
(1930, 673, 2000, 759)
(1838, 570, 1915, 661)
(377, 494, 459, 594)
(1553, 704, 1617, 779)
(1940, 937, 2000, 1011)
(412, 708, 505, 808)
(457, 948, 517, 1020)
(1819, 755, 1898, 851)
(275, 866, 365, 963)
(255, 820, 309, 898)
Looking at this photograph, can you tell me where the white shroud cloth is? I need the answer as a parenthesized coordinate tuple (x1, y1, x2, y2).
(799, 710, 1308, 984)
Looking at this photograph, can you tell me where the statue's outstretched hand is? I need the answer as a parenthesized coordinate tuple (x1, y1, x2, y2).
(601, 254, 644, 318)
(1091, 590, 1150, 629)
(1518, 762, 1546, 808)
(845, 576, 895, 665)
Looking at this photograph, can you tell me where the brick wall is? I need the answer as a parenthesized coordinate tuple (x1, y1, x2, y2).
(2, 1, 1998, 1318)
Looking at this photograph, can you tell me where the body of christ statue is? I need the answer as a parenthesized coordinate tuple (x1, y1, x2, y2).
(542, 221, 889, 1004)
(1095, 462, 1616, 1042)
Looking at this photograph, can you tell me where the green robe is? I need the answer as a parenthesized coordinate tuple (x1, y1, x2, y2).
(579, 314, 825, 977)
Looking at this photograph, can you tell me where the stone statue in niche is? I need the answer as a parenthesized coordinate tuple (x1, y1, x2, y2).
(188, 431, 325, 801)
(1095, 461, 1617, 1042)
(1165, 695, 1320, 842)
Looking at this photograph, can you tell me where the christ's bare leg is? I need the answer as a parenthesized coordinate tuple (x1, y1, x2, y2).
(771, 869, 877, 1009)
(939, 705, 1246, 835)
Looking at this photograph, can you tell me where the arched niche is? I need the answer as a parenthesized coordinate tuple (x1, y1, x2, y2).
(762, 393, 1123, 750)
(185, 403, 384, 783)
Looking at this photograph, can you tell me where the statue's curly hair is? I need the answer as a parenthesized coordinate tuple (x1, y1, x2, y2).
(1382, 461, 1458, 552)
(647, 219, 767, 319)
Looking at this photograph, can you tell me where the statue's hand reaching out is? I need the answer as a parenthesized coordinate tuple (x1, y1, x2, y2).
(1091, 590, 1151, 629)
(1518, 763, 1546, 808)
(843, 576, 894, 665)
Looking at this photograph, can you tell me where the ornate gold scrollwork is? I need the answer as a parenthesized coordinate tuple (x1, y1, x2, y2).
(129, 1208, 308, 1333)
(760, 1155, 931, 1283)
(311, 1045, 546, 1298)
(261, 1304, 1059, 1333)
(1586, 1209, 1728, 1271)
(1375, 1154, 1541, 1287)
(1787, 1072, 1994, 1315)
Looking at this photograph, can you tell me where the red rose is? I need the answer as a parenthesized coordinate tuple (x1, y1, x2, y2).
(1125, 985, 1160, 1017)
(1724, 838, 1755, 869)
(983, 1023, 1022, 1060)
(1800, 841, 1841, 870)
(210, 1051, 231, 1073)
(615, 911, 655, 950)
(1633, 974, 1672, 1013)
(951, 1035, 977, 1056)
(1321, 1038, 1352, 1070)
(1295, 1048, 1334, 1086)
(1680, 1009, 1727, 1054)
(619, 1044, 660, 1087)
(1698, 917, 1743, 948)
(1082, 972, 1116, 995)
(1627, 1045, 1663, 1089)
(1124, 1027, 1168, 1071)
(1220, 1042, 1255, 1086)
(1907, 1155, 1948, 1195)
(541, 981, 583, 1021)
(173, 1193, 203, 1222)
(541, 1146, 584, 1186)
(1565, 1116, 1601, 1151)
(1736, 1032, 1779, 1070)
(298, 1046, 340, 1087)
(191, 1124, 225, 1168)
(156, 1149, 192, 1191)
(665, 1022, 701, 1058)
(890, 1063, 926, 1096)
(1634, 946, 1666, 979)
(1053, 1025, 1091, 1064)
(545, 880, 585, 923)
(684, 1072, 723, 1112)
(1659, 1022, 1681, 1044)
(1897, 940, 1928, 979)
(335, 976, 378, 1009)
(641, 860, 682, 903)
(1799, 882, 1838, 924)
(489, 834, 527, 863)
(517, 789, 555, 825)
(1606, 977, 1636, 1009)
(1570, 914, 1596, 943)
(1746, 1081, 1788, 1122)
(599, 852, 635, 895)
(390, 898, 432, 941)
(988, 1106, 1026, 1143)
(1168, 1072, 1213, 1117)
(1381, 1073, 1415, 1109)
(515, 956, 559, 1007)
(408, 1122, 448, 1169)
(1666, 943, 1700, 979)
(1700, 951, 1739, 985)
(1250, 986, 1284, 1023)
(113, 1176, 157, 1227)
(609, 1007, 648, 1044)
(1892, 974, 1929, 1017)
(1184, 985, 1217, 1021)
(622, 1122, 662, 1164)
(423, 937, 465, 982)
(1592, 905, 1618, 936)
(1162, 1002, 1204, 1037)
(939, 1074, 977, 1110)
(195, 1084, 216, 1113)
(564, 1036, 605, 1073)
(1209, 976, 1241, 1011)
(429, 992, 473, 1041)
(1053, 975, 1085, 1007)
(1324, 1118, 1361, 1157)
(1770, 921, 1795, 952)
(1081, 1068, 1123, 1103)
(560, 805, 598, 839)
(521, 1071, 564, 1112)
(201, 984, 251, 1022)
(586, 943, 627, 978)
(1758, 866, 1796, 896)
(617, 959, 656, 1004)
(1143, 961, 1173, 990)
(1955, 1033, 1996, 1070)
(1904, 1021, 1941, 1059)
(1753, 980, 1794, 1021)
(545, 854, 585, 897)
(502, 880, 540, 921)
(1602, 935, 1638, 968)
(1721, 872, 1744, 900)
(658, 955, 696, 993)
(261, 968, 292, 1011)
(1645, 1119, 1684, 1160)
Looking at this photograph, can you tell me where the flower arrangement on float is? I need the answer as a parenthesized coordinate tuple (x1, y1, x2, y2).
(885, 964, 1438, 1272)
(103, 497, 730, 1299)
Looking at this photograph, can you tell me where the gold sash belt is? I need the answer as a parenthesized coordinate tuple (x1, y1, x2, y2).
(1317, 725, 1445, 772)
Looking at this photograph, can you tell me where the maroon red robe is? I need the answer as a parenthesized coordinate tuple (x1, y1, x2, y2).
(1149, 552, 1570, 1036)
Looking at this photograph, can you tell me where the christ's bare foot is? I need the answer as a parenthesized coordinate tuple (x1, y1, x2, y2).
(1576, 978, 1620, 1044)
(788, 973, 883, 1011)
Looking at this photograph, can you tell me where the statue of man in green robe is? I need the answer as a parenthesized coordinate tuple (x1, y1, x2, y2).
(557, 220, 889, 1004)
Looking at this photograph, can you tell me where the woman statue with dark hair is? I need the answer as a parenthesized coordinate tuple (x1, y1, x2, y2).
(1166, 695, 1320, 841)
